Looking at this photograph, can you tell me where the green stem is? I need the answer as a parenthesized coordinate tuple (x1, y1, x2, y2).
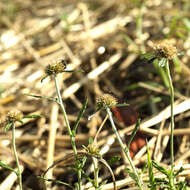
(53, 75, 81, 190)
(165, 60, 175, 189)
(12, 123, 22, 190)
(92, 157, 99, 188)
(106, 107, 143, 190)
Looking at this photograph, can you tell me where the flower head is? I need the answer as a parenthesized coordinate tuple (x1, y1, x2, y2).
(153, 40, 177, 60)
(86, 144, 100, 155)
(96, 94, 118, 108)
(45, 59, 67, 76)
(6, 110, 23, 123)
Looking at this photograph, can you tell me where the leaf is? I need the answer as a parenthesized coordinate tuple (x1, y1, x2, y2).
(63, 69, 84, 73)
(37, 176, 73, 189)
(88, 137, 93, 144)
(41, 75, 48, 83)
(158, 58, 167, 67)
(174, 166, 184, 177)
(0, 160, 17, 174)
(125, 168, 138, 183)
(140, 53, 156, 61)
(107, 156, 121, 165)
(23, 114, 41, 119)
(127, 119, 140, 149)
(73, 98, 88, 134)
(147, 141, 156, 190)
(4, 122, 12, 131)
(114, 103, 129, 108)
(152, 161, 170, 177)
(24, 94, 58, 103)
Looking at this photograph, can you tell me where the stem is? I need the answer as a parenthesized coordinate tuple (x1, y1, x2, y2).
(165, 60, 175, 189)
(53, 75, 81, 190)
(53, 75, 77, 154)
(92, 157, 99, 188)
(106, 107, 143, 190)
(12, 123, 22, 190)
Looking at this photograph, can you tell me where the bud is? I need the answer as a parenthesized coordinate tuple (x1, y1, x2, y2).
(6, 110, 23, 123)
(86, 144, 100, 155)
(96, 94, 118, 108)
(45, 59, 67, 75)
(153, 40, 177, 60)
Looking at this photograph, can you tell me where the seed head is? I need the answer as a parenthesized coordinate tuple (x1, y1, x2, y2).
(45, 59, 67, 76)
(153, 40, 177, 60)
(96, 94, 118, 108)
(6, 110, 23, 123)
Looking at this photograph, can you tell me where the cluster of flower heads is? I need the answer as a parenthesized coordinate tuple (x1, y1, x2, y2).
(96, 94, 118, 108)
(45, 59, 67, 76)
(0, 110, 23, 128)
(153, 39, 177, 60)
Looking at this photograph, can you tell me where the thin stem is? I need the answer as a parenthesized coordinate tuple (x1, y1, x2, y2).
(53, 75, 77, 155)
(53, 75, 81, 190)
(92, 157, 99, 188)
(106, 107, 143, 190)
(165, 60, 175, 189)
(12, 123, 22, 190)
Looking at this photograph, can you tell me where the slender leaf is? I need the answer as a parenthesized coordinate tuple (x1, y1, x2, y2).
(24, 94, 58, 103)
(73, 98, 88, 134)
(127, 119, 140, 149)
(0, 160, 17, 174)
(41, 75, 48, 83)
(147, 141, 156, 190)
(140, 52, 156, 61)
(4, 122, 12, 131)
(152, 161, 170, 177)
(37, 176, 73, 189)
(23, 114, 41, 119)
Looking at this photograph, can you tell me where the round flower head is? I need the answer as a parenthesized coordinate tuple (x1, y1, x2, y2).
(153, 40, 177, 60)
(6, 110, 23, 123)
(45, 59, 67, 76)
(96, 94, 118, 108)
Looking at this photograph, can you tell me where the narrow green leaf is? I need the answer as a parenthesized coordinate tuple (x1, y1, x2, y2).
(23, 114, 41, 119)
(37, 176, 73, 189)
(88, 137, 93, 144)
(147, 141, 156, 190)
(140, 53, 156, 61)
(174, 166, 184, 177)
(24, 94, 58, 103)
(4, 122, 12, 131)
(127, 119, 140, 149)
(107, 156, 121, 165)
(41, 75, 49, 83)
(73, 98, 88, 134)
(114, 103, 129, 108)
(158, 58, 167, 67)
(63, 69, 84, 73)
(152, 161, 170, 177)
(125, 168, 138, 183)
(0, 160, 17, 174)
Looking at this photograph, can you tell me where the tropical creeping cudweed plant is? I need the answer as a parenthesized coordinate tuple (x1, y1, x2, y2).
(95, 93, 144, 189)
(38, 60, 118, 190)
(142, 40, 186, 189)
(0, 110, 40, 190)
